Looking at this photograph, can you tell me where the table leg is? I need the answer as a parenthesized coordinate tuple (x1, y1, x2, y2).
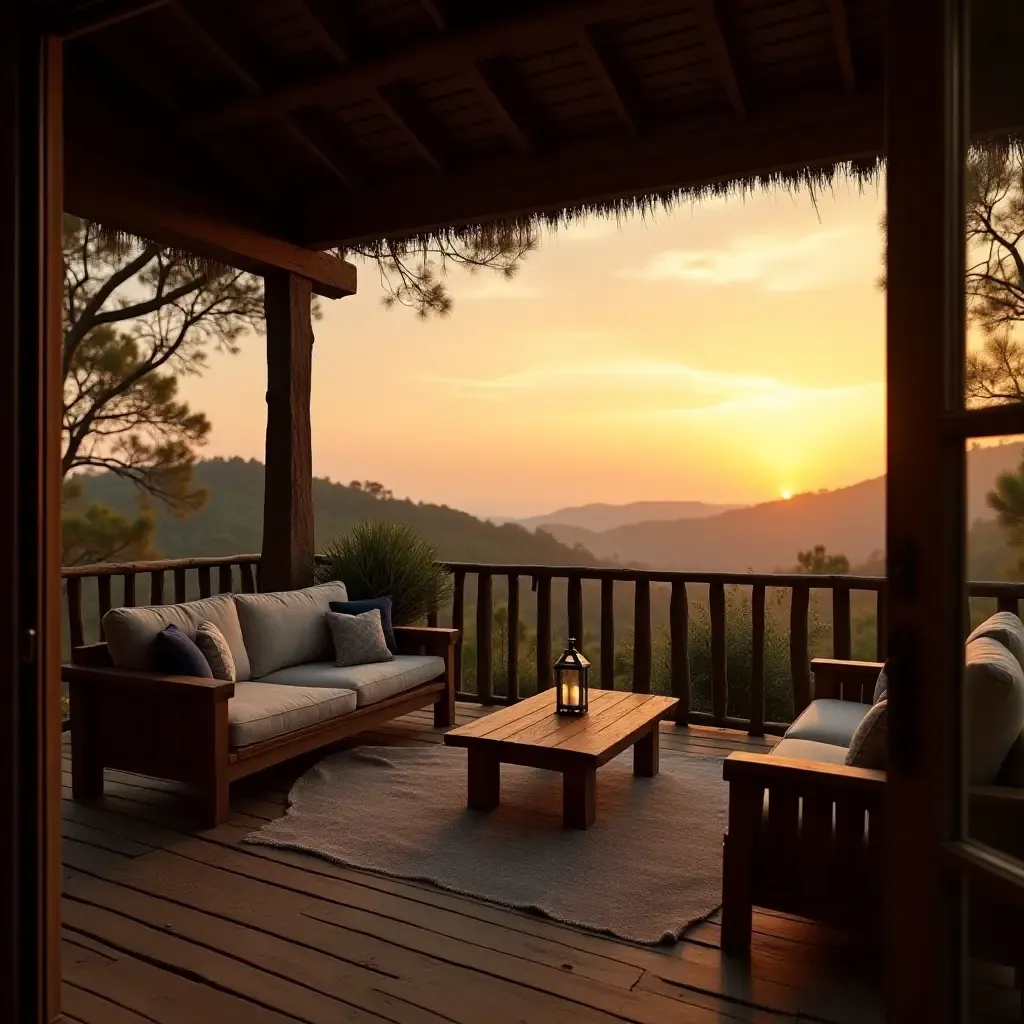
(563, 764, 596, 829)
(467, 747, 500, 812)
(634, 725, 660, 777)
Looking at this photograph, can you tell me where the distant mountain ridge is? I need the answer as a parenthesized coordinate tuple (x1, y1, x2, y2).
(504, 500, 745, 533)
(535, 442, 1024, 572)
(74, 458, 606, 567)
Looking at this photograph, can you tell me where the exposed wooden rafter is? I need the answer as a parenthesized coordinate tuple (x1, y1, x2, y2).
(376, 83, 454, 172)
(696, 0, 745, 118)
(293, 0, 364, 64)
(43, 0, 171, 39)
(468, 59, 543, 157)
(188, 0, 676, 130)
(172, 2, 361, 190)
(577, 25, 638, 133)
(419, 0, 449, 30)
(826, 0, 857, 93)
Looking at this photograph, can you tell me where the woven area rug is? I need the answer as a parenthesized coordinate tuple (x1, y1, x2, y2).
(244, 744, 727, 944)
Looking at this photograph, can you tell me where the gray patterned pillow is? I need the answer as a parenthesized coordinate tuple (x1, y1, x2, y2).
(195, 620, 237, 682)
(326, 609, 394, 668)
(846, 699, 887, 769)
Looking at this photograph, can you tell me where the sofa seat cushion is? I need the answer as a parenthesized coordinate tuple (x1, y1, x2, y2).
(771, 737, 851, 765)
(783, 699, 870, 748)
(258, 655, 445, 707)
(228, 682, 356, 748)
(234, 582, 349, 678)
(103, 594, 251, 681)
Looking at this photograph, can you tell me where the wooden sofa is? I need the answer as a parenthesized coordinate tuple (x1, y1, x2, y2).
(66, 621, 457, 827)
(721, 657, 1024, 971)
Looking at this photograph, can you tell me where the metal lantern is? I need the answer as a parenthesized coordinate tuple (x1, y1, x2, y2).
(554, 638, 590, 715)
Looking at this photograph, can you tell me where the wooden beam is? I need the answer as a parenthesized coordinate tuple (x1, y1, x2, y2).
(188, 0, 676, 130)
(376, 83, 454, 172)
(468, 59, 543, 156)
(826, 0, 856, 93)
(577, 25, 638, 133)
(65, 149, 357, 298)
(420, 0, 450, 30)
(42, 0, 170, 38)
(293, 0, 357, 63)
(302, 89, 882, 248)
(696, 0, 745, 117)
(262, 273, 316, 593)
(172, 2, 360, 190)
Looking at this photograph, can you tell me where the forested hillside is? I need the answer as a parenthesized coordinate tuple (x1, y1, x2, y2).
(75, 457, 604, 567)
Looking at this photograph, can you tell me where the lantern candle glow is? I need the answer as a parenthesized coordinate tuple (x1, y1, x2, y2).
(554, 638, 589, 715)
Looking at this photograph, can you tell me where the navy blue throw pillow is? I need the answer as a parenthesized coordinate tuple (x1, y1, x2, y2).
(329, 597, 397, 653)
(152, 623, 214, 677)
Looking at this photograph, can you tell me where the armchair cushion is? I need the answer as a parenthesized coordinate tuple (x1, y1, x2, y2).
(234, 582, 349, 678)
(968, 611, 1024, 674)
(103, 594, 251, 681)
(846, 699, 888, 769)
(228, 682, 356, 747)
(965, 636, 1024, 784)
(784, 698, 871, 748)
(259, 654, 445, 707)
(770, 737, 851, 765)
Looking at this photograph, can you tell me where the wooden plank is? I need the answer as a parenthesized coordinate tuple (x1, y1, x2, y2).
(493, 690, 632, 748)
(149, 569, 164, 606)
(997, 595, 1018, 615)
(874, 587, 886, 660)
(197, 565, 212, 599)
(261, 273, 315, 592)
(173, 567, 187, 603)
(632, 579, 651, 694)
(536, 575, 552, 691)
(767, 785, 800, 896)
(832, 586, 851, 660)
(451, 570, 465, 692)
(709, 581, 727, 721)
(577, 26, 638, 132)
(218, 563, 233, 595)
(826, 0, 856, 92)
(695, 0, 745, 116)
(600, 577, 614, 689)
(800, 795, 834, 910)
(62, 983, 155, 1024)
(475, 572, 493, 703)
(567, 575, 583, 646)
(97, 575, 112, 639)
(789, 584, 811, 715)
(239, 562, 256, 594)
(506, 574, 519, 703)
(559, 696, 676, 758)
(67, 576, 85, 650)
(750, 583, 766, 737)
(376, 82, 454, 172)
(121, 573, 136, 608)
(669, 581, 690, 724)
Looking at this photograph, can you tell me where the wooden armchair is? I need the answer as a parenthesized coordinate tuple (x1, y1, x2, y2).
(721, 658, 1024, 966)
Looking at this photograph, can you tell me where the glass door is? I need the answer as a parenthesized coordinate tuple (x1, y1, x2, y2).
(886, 1, 1024, 1019)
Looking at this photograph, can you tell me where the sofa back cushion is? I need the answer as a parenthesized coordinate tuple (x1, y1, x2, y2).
(235, 582, 349, 678)
(103, 594, 251, 680)
(965, 636, 1024, 784)
(968, 611, 1024, 674)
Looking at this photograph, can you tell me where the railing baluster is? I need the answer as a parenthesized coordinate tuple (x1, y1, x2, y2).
(476, 572, 493, 703)
(122, 573, 136, 607)
(669, 581, 689, 724)
(149, 570, 165, 605)
(427, 602, 439, 628)
(507, 574, 519, 703)
(97, 575, 112, 640)
(218, 563, 233, 594)
(790, 583, 811, 715)
(710, 581, 727, 722)
(998, 595, 1019, 615)
(600, 578, 614, 689)
(66, 577, 85, 650)
(451, 570, 466, 694)
(198, 565, 212, 598)
(632, 579, 651, 694)
(240, 562, 256, 594)
(536, 575, 552, 691)
(875, 587, 887, 660)
(174, 567, 187, 603)
(832, 585, 851, 660)
(750, 584, 766, 737)
(567, 575, 583, 645)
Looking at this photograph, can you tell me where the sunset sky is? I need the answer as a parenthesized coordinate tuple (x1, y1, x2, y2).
(178, 181, 888, 518)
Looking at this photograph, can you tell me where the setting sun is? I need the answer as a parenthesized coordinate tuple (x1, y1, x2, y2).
(781, 489, 793, 500)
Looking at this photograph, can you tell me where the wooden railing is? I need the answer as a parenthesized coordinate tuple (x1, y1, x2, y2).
(60, 554, 1024, 737)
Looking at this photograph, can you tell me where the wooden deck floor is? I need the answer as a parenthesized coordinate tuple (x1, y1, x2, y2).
(60, 704, 888, 1024)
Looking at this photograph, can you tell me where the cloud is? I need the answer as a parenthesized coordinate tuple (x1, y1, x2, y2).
(617, 225, 878, 292)
(456, 278, 546, 301)
(428, 357, 881, 414)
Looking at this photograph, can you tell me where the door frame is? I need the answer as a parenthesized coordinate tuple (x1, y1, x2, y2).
(0, 13, 64, 1024)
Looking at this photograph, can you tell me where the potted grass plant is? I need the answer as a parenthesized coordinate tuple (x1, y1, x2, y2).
(314, 520, 453, 625)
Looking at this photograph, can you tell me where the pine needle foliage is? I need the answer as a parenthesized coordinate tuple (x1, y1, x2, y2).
(314, 521, 453, 625)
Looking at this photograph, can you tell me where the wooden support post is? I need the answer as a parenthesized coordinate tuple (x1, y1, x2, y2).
(262, 272, 316, 592)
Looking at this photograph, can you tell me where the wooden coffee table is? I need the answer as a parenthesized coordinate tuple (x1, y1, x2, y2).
(443, 688, 679, 829)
